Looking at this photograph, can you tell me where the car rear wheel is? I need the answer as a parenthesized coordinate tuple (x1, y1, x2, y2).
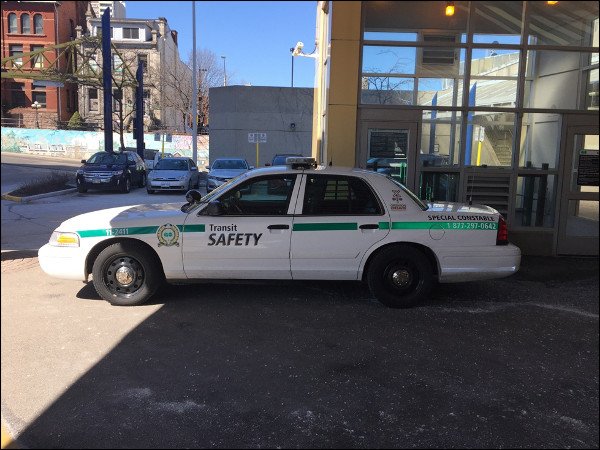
(121, 176, 131, 193)
(139, 172, 146, 188)
(367, 245, 433, 308)
(92, 242, 163, 306)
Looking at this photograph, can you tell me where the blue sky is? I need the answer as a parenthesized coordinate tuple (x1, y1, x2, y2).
(125, 1, 318, 88)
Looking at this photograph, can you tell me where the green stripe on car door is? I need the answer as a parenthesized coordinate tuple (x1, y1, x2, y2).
(293, 222, 358, 231)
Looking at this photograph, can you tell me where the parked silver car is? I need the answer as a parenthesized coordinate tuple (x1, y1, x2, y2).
(206, 158, 253, 192)
(146, 157, 199, 194)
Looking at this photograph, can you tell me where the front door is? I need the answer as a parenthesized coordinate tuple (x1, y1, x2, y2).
(556, 118, 599, 255)
(182, 174, 299, 279)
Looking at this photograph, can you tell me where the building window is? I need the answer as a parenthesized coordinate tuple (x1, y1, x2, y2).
(122, 27, 139, 40)
(85, 52, 98, 73)
(89, 88, 99, 111)
(143, 90, 151, 114)
(31, 45, 44, 69)
(32, 82, 47, 107)
(11, 82, 26, 107)
(138, 54, 148, 73)
(9, 45, 23, 67)
(34, 14, 44, 34)
(21, 13, 31, 34)
(113, 53, 123, 72)
(8, 13, 17, 33)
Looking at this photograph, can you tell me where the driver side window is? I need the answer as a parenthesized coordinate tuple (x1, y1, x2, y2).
(218, 175, 297, 215)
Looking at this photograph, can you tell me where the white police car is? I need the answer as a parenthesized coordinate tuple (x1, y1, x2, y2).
(38, 158, 521, 308)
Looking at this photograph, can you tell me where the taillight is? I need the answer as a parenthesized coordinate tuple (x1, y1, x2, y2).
(496, 215, 508, 245)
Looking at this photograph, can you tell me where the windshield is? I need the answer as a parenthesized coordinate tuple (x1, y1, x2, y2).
(386, 176, 429, 211)
(212, 159, 247, 170)
(87, 152, 127, 165)
(155, 159, 189, 171)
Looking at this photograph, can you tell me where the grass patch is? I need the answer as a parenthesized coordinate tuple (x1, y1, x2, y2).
(10, 171, 74, 197)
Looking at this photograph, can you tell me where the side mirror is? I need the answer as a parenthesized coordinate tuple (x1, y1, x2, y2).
(200, 200, 225, 216)
(191, 166, 198, 171)
(249, 166, 255, 170)
(81, 159, 86, 163)
(205, 166, 211, 170)
(185, 189, 203, 204)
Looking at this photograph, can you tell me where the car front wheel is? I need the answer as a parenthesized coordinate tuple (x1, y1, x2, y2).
(92, 242, 163, 306)
(367, 245, 434, 308)
(76, 178, 87, 193)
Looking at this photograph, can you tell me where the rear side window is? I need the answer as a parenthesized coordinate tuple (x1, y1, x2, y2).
(302, 175, 383, 215)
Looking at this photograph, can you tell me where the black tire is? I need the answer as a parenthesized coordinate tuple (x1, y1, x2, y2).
(139, 172, 146, 188)
(76, 178, 87, 193)
(121, 176, 131, 193)
(147, 187, 154, 194)
(367, 245, 433, 308)
(92, 242, 163, 306)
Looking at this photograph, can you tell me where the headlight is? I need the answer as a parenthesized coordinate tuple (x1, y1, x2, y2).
(178, 175, 186, 181)
(77, 169, 84, 175)
(112, 169, 123, 176)
(49, 231, 80, 247)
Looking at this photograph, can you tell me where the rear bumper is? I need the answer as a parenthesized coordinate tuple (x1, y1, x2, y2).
(437, 243, 521, 283)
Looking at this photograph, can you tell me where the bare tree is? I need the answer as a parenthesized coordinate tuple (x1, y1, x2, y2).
(160, 48, 234, 134)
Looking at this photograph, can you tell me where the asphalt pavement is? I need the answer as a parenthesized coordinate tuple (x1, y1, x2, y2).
(0, 157, 598, 448)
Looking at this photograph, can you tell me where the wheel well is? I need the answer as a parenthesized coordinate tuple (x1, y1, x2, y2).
(85, 238, 165, 280)
(362, 242, 439, 282)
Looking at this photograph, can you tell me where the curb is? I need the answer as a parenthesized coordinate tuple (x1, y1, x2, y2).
(1, 188, 77, 203)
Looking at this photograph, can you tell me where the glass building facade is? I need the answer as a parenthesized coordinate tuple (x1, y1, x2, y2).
(314, 1, 599, 256)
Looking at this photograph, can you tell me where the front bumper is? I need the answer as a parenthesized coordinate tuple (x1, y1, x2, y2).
(38, 243, 87, 281)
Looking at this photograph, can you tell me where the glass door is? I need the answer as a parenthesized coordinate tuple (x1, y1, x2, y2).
(359, 119, 420, 192)
(557, 122, 599, 255)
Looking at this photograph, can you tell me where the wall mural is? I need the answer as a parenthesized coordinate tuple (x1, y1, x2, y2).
(0, 128, 210, 165)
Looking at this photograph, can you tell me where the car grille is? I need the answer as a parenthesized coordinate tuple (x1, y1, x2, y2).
(83, 171, 114, 182)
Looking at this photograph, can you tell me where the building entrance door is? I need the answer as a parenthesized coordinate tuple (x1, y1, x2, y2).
(556, 119, 599, 256)
(358, 117, 420, 192)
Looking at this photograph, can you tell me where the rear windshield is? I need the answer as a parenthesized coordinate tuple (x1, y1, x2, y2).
(213, 160, 247, 170)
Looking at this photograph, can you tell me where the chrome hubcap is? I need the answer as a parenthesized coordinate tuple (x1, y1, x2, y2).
(391, 269, 411, 288)
(115, 266, 134, 286)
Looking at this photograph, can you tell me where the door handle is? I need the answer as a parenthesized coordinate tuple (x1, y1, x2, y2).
(359, 224, 379, 230)
(268, 224, 290, 230)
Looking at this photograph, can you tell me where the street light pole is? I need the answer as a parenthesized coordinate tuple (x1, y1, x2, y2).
(221, 55, 227, 86)
(32, 101, 41, 128)
(290, 47, 294, 87)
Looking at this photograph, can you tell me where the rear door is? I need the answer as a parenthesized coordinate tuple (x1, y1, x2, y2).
(290, 173, 390, 280)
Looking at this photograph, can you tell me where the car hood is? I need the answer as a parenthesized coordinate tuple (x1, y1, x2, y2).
(149, 170, 190, 178)
(57, 203, 187, 233)
(209, 169, 247, 178)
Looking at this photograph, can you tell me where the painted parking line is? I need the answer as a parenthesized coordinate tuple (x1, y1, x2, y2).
(1, 423, 19, 449)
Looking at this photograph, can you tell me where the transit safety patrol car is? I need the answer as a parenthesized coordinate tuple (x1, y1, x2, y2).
(38, 157, 521, 308)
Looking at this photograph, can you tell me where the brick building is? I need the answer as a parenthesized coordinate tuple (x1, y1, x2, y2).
(1, 1, 88, 128)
